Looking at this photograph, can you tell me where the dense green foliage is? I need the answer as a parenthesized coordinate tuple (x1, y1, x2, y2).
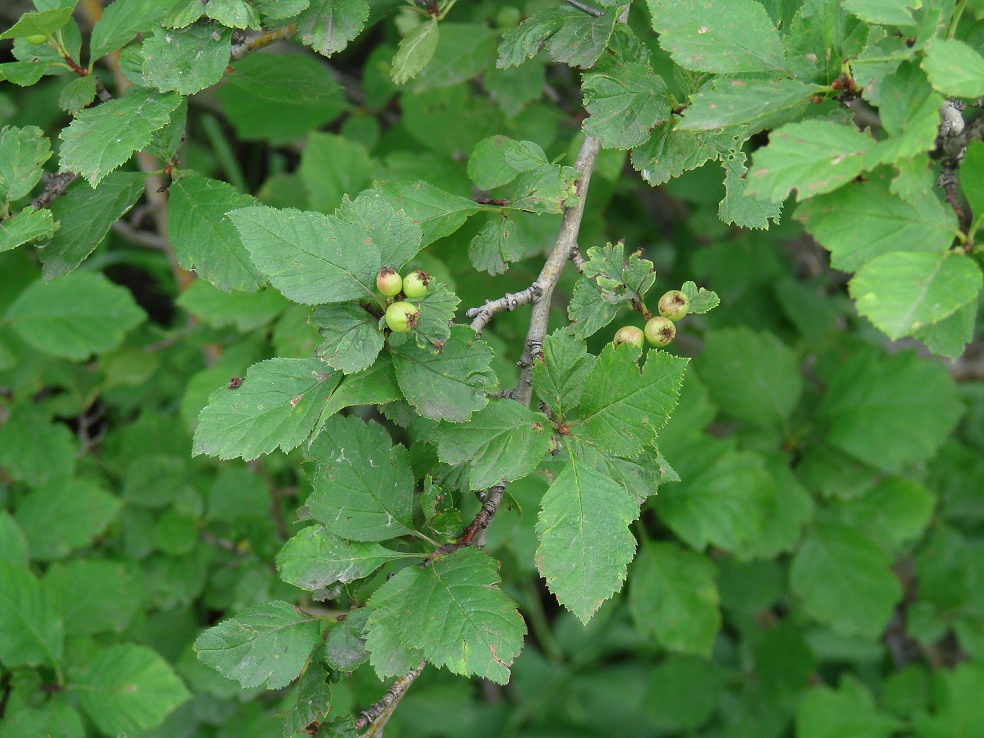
(2, 0, 984, 736)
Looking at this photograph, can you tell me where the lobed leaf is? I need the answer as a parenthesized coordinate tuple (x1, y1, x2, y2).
(578, 344, 688, 457)
(582, 61, 672, 150)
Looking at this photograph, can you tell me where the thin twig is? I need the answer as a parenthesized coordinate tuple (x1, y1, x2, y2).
(31, 171, 80, 210)
(230, 23, 298, 61)
(466, 285, 542, 338)
(353, 660, 426, 734)
(111, 219, 168, 250)
(563, 0, 604, 17)
(512, 136, 602, 408)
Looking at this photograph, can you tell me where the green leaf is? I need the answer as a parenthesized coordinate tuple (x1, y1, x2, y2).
(532, 331, 597, 421)
(205, 0, 261, 28)
(797, 675, 902, 738)
(298, 133, 372, 215)
(432, 399, 551, 489)
(282, 664, 333, 736)
(0, 125, 52, 204)
(0, 60, 47, 87)
(630, 119, 727, 186)
(578, 442, 678, 503)
(828, 477, 935, 551)
(168, 171, 262, 292)
(0, 207, 55, 253)
(578, 344, 689, 457)
(469, 214, 528, 275)
(311, 303, 384, 374)
(297, 0, 370, 56)
(582, 62, 671, 150)
(678, 78, 816, 132)
(89, 0, 184, 60)
(391, 19, 439, 85)
(628, 542, 720, 656)
(496, 8, 566, 69)
(0, 7, 74, 40)
(411, 22, 497, 91)
(567, 278, 619, 339)
(405, 280, 461, 351)
(223, 52, 343, 106)
(0, 406, 77, 487)
(0, 512, 28, 566)
(255, 0, 311, 21)
(77, 645, 188, 734)
(913, 662, 984, 738)
(305, 415, 416, 541)
(922, 38, 984, 98)
(578, 241, 657, 305)
(59, 87, 181, 187)
(849, 0, 918, 24)
(849, 251, 982, 340)
(375, 547, 526, 683)
(507, 164, 580, 214)
(14, 479, 120, 560)
(338, 189, 423, 273)
(718, 152, 783, 229)
(390, 326, 497, 422)
(0, 704, 84, 738)
(324, 608, 370, 670)
(228, 205, 379, 305)
(697, 327, 802, 426)
(6, 271, 146, 360)
(142, 24, 232, 95)
(648, 0, 787, 73)
(192, 358, 341, 461)
(364, 569, 424, 679)
(177, 280, 287, 330)
(791, 522, 902, 638)
(44, 560, 139, 636)
(276, 525, 413, 591)
(961, 142, 984, 230)
(818, 348, 962, 473)
(869, 62, 942, 164)
(57, 74, 97, 115)
(0, 561, 63, 668)
(40, 171, 146, 280)
(195, 600, 321, 689)
(467, 135, 547, 191)
(374, 180, 481, 247)
(656, 439, 774, 554)
(536, 453, 639, 623)
(746, 121, 875, 202)
(796, 172, 959, 272)
(913, 300, 977, 360)
(321, 353, 402, 416)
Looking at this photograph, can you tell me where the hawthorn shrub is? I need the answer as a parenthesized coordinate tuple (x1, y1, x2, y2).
(1, 0, 984, 736)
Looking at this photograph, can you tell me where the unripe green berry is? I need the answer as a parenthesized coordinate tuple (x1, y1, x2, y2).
(657, 290, 690, 321)
(613, 325, 645, 349)
(402, 270, 430, 299)
(385, 301, 419, 333)
(25, 34, 49, 45)
(377, 267, 403, 297)
(644, 316, 676, 347)
(494, 5, 522, 28)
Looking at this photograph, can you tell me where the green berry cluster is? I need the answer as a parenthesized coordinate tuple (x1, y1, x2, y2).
(376, 268, 431, 333)
(613, 290, 690, 349)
